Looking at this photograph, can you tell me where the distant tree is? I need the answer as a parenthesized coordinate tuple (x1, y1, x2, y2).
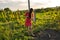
(4, 8, 11, 12)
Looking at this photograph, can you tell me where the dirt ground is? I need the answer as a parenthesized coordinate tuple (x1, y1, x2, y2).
(32, 29, 60, 40)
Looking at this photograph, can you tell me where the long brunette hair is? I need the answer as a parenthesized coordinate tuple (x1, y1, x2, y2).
(29, 8, 33, 18)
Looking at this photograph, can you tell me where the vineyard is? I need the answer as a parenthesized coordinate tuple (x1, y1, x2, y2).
(0, 7, 60, 40)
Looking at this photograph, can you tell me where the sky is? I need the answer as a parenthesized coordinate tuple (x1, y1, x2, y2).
(0, 0, 60, 10)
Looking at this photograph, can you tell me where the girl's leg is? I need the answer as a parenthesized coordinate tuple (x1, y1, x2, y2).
(26, 26, 29, 33)
(29, 26, 35, 36)
(27, 26, 31, 35)
(27, 26, 35, 36)
(30, 26, 34, 35)
(27, 26, 31, 33)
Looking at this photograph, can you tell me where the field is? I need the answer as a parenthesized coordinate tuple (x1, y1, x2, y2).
(0, 7, 60, 40)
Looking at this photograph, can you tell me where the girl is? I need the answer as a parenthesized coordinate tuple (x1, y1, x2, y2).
(25, 8, 34, 35)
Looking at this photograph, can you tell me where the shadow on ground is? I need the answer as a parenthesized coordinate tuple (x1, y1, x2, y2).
(32, 29, 60, 40)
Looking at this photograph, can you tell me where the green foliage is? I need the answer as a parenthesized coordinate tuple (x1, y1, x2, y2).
(0, 7, 60, 40)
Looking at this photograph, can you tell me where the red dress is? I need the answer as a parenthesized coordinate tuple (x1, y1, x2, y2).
(25, 12, 31, 27)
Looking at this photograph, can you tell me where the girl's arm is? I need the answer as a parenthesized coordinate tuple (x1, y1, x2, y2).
(24, 10, 28, 16)
(31, 12, 34, 20)
(24, 12, 28, 17)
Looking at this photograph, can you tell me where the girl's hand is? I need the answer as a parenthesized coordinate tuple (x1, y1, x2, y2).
(31, 18, 33, 21)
